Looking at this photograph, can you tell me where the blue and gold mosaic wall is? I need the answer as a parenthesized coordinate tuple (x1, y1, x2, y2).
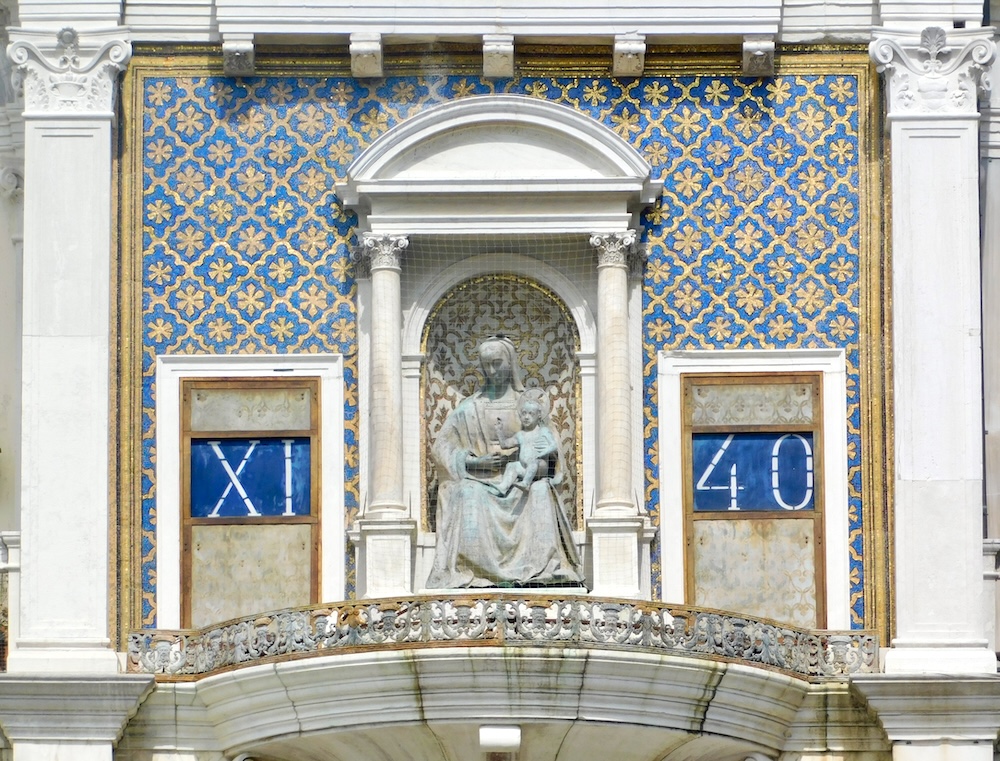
(136, 68, 867, 627)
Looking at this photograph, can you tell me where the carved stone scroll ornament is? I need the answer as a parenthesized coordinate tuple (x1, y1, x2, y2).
(7, 28, 132, 115)
(0, 166, 22, 201)
(869, 27, 997, 115)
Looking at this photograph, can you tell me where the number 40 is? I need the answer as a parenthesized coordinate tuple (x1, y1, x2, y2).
(695, 433, 814, 511)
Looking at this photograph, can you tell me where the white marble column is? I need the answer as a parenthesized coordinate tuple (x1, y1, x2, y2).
(870, 26, 997, 673)
(4, 26, 130, 673)
(352, 233, 415, 597)
(362, 233, 408, 514)
(587, 231, 646, 598)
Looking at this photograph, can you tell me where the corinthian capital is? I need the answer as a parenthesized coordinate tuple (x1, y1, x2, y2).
(358, 233, 408, 272)
(870, 27, 996, 116)
(590, 230, 639, 269)
(7, 27, 132, 116)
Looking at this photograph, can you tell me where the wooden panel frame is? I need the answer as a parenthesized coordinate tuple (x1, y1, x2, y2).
(681, 372, 826, 628)
(180, 377, 321, 628)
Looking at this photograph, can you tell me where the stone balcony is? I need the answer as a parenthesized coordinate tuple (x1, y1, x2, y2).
(127, 593, 878, 681)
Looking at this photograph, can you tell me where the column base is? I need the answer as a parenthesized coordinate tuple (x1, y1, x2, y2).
(882, 643, 998, 675)
(6, 639, 121, 674)
(587, 514, 649, 598)
(350, 516, 417, 598)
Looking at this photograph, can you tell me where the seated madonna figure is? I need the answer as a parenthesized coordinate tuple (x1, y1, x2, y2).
(426, 335, 585, 589)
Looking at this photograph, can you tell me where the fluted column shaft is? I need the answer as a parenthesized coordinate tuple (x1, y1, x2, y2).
(361, 233, 408, 513)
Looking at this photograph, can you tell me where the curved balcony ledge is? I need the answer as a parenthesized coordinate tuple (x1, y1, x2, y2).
(127, 594, 878, 681)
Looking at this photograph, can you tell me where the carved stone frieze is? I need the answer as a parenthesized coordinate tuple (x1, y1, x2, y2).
(869, 26, 997, 116)
(7, 27, 132, 115)
(358, 233, 408, 272)
(590, 230, 639, 269)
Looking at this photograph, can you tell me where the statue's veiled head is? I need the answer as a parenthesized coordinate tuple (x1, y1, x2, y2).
(477, 335, 525, 392)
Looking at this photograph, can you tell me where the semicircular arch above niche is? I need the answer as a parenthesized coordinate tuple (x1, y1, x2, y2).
(421, 274, 582, 534)
(338, 94, 662, 235)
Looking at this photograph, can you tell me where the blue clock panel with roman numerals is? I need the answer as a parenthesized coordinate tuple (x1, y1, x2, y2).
(190, 437, 311, 518)
(692, 432, 815, 512)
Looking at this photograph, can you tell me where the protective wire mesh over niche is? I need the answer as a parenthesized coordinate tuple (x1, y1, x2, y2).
(422, 274, 581, 532)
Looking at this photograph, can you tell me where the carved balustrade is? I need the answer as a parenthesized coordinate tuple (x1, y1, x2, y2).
(128, 594, 878, 680)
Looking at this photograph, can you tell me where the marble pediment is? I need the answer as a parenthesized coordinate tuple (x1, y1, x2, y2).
(338, 95, 662, 234)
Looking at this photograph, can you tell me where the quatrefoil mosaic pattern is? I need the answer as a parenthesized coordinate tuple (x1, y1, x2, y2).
(138, 71, 865, 627)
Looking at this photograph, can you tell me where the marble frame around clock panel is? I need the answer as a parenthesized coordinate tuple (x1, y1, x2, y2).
(657, 347, 850, 628)
(154, 353, 345, 629)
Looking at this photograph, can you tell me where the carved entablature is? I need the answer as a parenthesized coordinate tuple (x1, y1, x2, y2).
(7, 27, 132, 115)
(869, 26, 997, 116)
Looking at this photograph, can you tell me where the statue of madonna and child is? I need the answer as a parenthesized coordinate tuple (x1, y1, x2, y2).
(426, 334, 585, 589)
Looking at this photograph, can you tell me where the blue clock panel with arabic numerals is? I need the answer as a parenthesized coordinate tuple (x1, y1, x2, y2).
(190, 437, 312, 518)
(692, 432, 815, 512)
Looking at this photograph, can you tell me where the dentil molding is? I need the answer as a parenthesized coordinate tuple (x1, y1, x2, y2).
(870, 26, 997, 116)
(7, 27, 132, 115)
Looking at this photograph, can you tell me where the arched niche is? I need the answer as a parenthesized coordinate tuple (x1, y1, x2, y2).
(344, 95, 658, 597)
(420, 273, 583, 538)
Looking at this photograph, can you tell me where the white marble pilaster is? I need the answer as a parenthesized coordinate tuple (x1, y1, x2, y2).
(870, 26, 997, 674)
(0, 168, 22, 537)
(982, 44, 1000, 658)
(352, 233, 415, 597)
(5, 26, 130, 674)
(587, 231, 645, 598)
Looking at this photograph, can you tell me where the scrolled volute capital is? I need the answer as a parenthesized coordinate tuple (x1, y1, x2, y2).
(590, 230, 639, 269)
(357, 233, 408, 272)
(7, 27, 132, 115)
(869, 26, 997, 115)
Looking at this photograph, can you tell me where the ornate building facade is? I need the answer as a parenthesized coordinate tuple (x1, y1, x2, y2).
(0, 0, 999, 759)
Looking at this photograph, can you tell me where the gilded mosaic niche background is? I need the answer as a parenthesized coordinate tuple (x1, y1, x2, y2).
(422, 276, 581, 531)
(135, 68, 866, 627)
